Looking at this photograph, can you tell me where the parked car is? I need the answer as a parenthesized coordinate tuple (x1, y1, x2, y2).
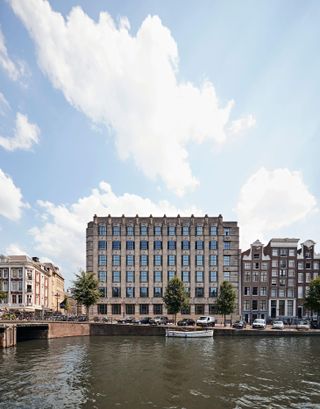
(196, 316, 215, 327)
(272, 320, 284, 330)
(252, 318, 266, 329)
(139, 316, 153, 325)
(177, 318, 196, 327)
(296, 320, 310, 330)
(150, 316, 169, 325)
(117, 316, 135, 324)
(310, 320, 320, 329)
(232, 320, 246, 329)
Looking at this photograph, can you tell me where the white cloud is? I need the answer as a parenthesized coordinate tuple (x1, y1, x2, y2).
(0, 91, 10, 115)
(0, 168, 28, 221)
(11, 0, 254, 195)
(5, 242, 28, 255)
(228, 114, 256, 135)
(236, 167, 318, 248)
(0, 112, 40, 151)
(30, 181, 201, 281)
(0, 26, 23, 81)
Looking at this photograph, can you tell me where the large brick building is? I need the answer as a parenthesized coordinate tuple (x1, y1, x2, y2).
(86, 214, 240, 319)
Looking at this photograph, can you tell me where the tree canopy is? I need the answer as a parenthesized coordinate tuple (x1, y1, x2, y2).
(216, 281, 237, 326)
(163, 277, 189, 323)
(0, 291, 7, 302)
(73, 271, 100, 320)
(304, 276, 320, 315)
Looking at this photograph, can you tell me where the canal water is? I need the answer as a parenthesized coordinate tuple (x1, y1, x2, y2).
(0, 336, 319, 408)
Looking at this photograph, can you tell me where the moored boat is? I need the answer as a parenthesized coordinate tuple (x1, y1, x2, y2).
(165, 329, 213, 338)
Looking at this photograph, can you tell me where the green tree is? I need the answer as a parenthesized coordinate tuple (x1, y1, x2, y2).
(304, 276, 320, 317)
(163, 277, 189, 324)
(60, 296, 71, 314)
(216, 281, 236, 326)
(72, 271, 100, 320)
(0, 291, 7, 303)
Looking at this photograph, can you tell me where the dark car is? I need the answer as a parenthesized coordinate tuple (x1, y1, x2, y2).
(140, 316, 153, 325)
(177, 318, 196, 327)
(232, 320, 246, 329)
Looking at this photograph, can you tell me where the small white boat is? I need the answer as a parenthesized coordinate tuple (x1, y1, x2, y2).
(165, 329, 213, 338)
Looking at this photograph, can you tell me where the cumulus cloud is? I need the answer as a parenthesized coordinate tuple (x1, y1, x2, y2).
(236, 167, 318, 248)
(30, 181, 201, 280)
(0, 26, 24, 81)
(0, 169, 28, 220)
(228, 114, 256, 135)
(11, 0, 254, 195)
(0, 112, 40, 151)
(5, 242, 28, 256)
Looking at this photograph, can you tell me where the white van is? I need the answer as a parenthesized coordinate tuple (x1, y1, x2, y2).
(196, 316, 216, 327)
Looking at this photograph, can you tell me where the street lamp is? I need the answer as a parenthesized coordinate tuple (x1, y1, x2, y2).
(54, 292, 60, 313)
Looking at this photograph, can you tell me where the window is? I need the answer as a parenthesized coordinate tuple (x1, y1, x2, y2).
(252, 272, 259, 282)
(112, 304, 121, 314)
(126, 255, 134, 266)
(280, 259, 287, 268)
(280, 249, 287, 256)
(154, 226, 162, 236)
(306, 262, 311, 269)
(99, 287, 107, 297)
(140, 225, 148, 236)
(195, 305, 205, 315)
(168, 226, 176, 236)
(154, 271, 162, 282)
(298, 273, 304, 284)
(272, 260, 278, 268)
(154, 240, 162, 250)
(195, 287, 204, 297)
(98, 255, 107, 266)
(253, 253, 260, 259)
(261, 263, 268, 270)
(112, 241, 121, 250)
(252, 300, 258, 310)
(182, 255, 190, 266)
(181, 240, 190, 250)
(168, 255, 176, 266)
(126, 240, 135, 250)
(209, 287, 217, 298)
(126, 225, 134, 236)
(306, 273, 311, 283)
(210, 271, 217, 282)
(209, 255, 217, 266)
(112, 271, 121, 283)
(279, 289, 285, 297)
(224, 228, 230, 236)
(244, 300, 250, 310)
(98, 271, 107, 282)
(280, 269, 286, 277)
(126, 271, 134, 283)
(154, 255, 162, 266)
(314, 262, 319, 270)
(154, 287, 162, 297)
(140, 287, 149, 297)
(223, 271, 230, 281)
(184, 287, 191, 296)
(168, 240, 176, 250)
(287, 300, 294, 316)
(210, 226, 217, 236)
(260, 287, 267, 296)
(112, 255, 121, 266)
(126, 304, 135, 315)
(182, 225, 189, 236)
(287, 288, 294, 298)
(140, 240, 148, 250)
(196, 255, 204, 266)
(98, 240, 107, 250)
(288, 278, 295, 287)
(140, 271, 148, 283)
(298, 262, 303, 270)
(260, 300, 267, 310)
(288, 260, 295, 268)
(98, 224, 106, 236)
(153, 304, 163, 315)
(223, 256, 230, 266)
(224, 241, 231, 250)
(244, 263, 251, 270)
(195, 240, 204, 250)
(140, 255, 148, 266)
(140, 304, 149, 315)
(126, 287, 135, 298)
(244, 287, 250, 296)
(288, 269, 295, 277)
(196, 271, 204, 283)
(112, 288, 121, 298)
(289, 249, 295, 257)
(245, 272, 251, 282)
(168, 271, 175, 281)
(252, 287, 258, 296)
(182, 271, 190, 283)
(272, 249, 278, 256)
(254, 262, 259, 270)
(112, 225, 120, 236)
(272, 269, 278, 277)
(298, 286, 303, 298)
(209, 240, 217, 250)
(98, 304, 107, 314)
(196, 226, 203, 236)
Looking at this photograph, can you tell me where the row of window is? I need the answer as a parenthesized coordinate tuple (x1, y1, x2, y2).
(99, 286, 218, 298)
(98, 240, 229, 250)
(98, 254, 232, 267)
(98, 224, 231, 237)
(244, 260, 320, 270)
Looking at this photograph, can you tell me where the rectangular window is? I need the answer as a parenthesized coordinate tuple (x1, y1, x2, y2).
(168, 226, 176, 236)
(112, 255, 121, 266)
(112, 304, 121, 314)
(154, 240, 162, 250)
(289, 249, 295, 257)
(168, 255, 176, 266)
(298, 286, 303, 298)
(287, 288, 294, 298)
(223, 256, 230, 266)
(195, 287, 204, 297)
(280, 248, 287, 256)
(288, 260, 295, 268)
(252, 300, 258, 310)
(209, 271, 217, 282)
(209, 240, 217, 250)
(126, 240, 135, 250)
(245, 272, 251, 282)
(182, 225, 189, 236)
(279, 289, 285, 297)
(98, 304, 107, 314)
(98, 255, 107, 266)
(126, 271, 135, 283)
(98, 240, 107, 250)
(272, 249, 278, 256)
(168, 271, 175, 281)
(210, 226, 217, 236)
(154, 287, 162, 297)
(140, 255, 148, 266)
(252, 272, 259, 282)
(196, 226, 203, 236)
(288, 278, 295, 287)
(261, 262, 268, 270)
(98, 224, 107, 236)
(280, 259, 287, 268)
(253, 253, 260, 259)
(99, 287, 107, 298)
(195, 240, 204, 250)
(153, 304, 163, 315)
(140, 271, 148, 283)
(126, 255, 134, 266)
(209, 255, 217, 266)
(140, 240, 148, 250)
(112, 287, 121, 298)
(98, 271, 107, 282)
(252, 287, 258, 296)
(298, 273, 304, 284)
(261, 272, 267, 282)
(184, 287, 191, 297)
(287, 300, 294, 316)
(196, 255, 204, 266)
(182, 271, 190, 283)
(154, 271, 162, 282)
(244, 287, 250, 295)
(154, 255, 162, 266)
(126, 304, 135, 315)
(223, 271, 230, 281)
(112, 240, 121, 250)
(196, 271, 204, 283)
(112, 225, 120, 236)
(209, 287, 217, 298)
(112, 271, 121, 283)
(154, 226, 162, 236)
(244, 300, 250, 310)
(260, 287, 267, 296)
(298, 262, 303, 270)
(224, 241, 231, 250)
(260, 300, 267, 310)
(168, 240, 176, 250)
(195, 304, 205, 315)
(224, 228, 230, 236)
(181, 240, 190, 250)
(244, 263, 251, 270)
(126, 287, 135, 298)
(182, 255, 190, 266)
(126, 225, 134, 236)
(140, 304, 149, 315)
(140, 287, 149, 297)
(140, 225, 148, 236)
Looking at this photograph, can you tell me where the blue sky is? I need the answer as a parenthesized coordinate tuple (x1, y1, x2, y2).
(1, 0, 320, 286)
